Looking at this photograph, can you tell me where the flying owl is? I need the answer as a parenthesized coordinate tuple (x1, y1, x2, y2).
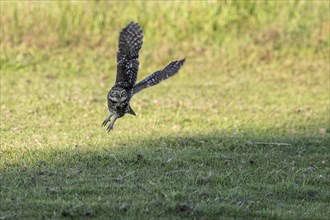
(102, 22, 185, 132)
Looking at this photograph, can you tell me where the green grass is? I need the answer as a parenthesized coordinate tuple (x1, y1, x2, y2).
(1, 1, 330, 219)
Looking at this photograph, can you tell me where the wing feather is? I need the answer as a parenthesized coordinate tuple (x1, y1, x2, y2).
(116, 22, 143, 90)
(131, 59, 185, 95)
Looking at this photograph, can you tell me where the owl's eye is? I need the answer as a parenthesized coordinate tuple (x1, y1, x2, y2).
(121, 91, 126, 96)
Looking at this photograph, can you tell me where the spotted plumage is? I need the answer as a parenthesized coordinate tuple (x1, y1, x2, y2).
(102, 22, 185, 131)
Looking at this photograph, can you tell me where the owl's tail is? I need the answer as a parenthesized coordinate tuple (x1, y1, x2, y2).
(126, 105, 136, 116)
(130, 59, 185, 95)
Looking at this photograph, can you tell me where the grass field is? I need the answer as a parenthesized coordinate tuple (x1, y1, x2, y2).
(1, 1, 330, 219)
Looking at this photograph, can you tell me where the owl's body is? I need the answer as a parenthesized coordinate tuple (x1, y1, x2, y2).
(102, 22, 185, 131)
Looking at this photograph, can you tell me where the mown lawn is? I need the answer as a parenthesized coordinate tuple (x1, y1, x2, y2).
(1, 1, 329, 219)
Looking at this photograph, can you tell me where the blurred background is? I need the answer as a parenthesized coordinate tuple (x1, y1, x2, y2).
(1, 1, 328, 51)
(1, 1, 329, 146)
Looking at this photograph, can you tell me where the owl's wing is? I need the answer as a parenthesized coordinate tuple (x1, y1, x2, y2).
(115, 22, 143, 90)
(130, 59, 185, 95)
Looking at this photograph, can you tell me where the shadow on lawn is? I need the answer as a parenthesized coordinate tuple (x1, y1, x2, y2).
(1, 132, 329, 219)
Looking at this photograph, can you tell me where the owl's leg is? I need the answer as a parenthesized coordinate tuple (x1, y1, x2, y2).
(102, 113, 113, 126)
(107, 116, 118, 132)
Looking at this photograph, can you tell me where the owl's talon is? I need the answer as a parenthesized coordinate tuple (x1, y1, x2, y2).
(102, 120, 108, 126)
(106, 116, 117, 132)
(102, 114, 112, 126)
(107, 125, 113, 132)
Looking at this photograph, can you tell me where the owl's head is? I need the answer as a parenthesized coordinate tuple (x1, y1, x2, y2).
(108, 87, 128, 103)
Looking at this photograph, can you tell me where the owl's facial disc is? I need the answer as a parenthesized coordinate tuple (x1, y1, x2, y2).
(109, 89, 128, 103)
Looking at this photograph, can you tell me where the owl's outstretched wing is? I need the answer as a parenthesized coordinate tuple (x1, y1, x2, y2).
(115, 22, 143, 90)
(130, 59, 185, 95)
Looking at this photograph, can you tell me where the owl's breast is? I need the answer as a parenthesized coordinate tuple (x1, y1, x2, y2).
(107, 96, 132, 118)
(116, 105, 128, 117)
